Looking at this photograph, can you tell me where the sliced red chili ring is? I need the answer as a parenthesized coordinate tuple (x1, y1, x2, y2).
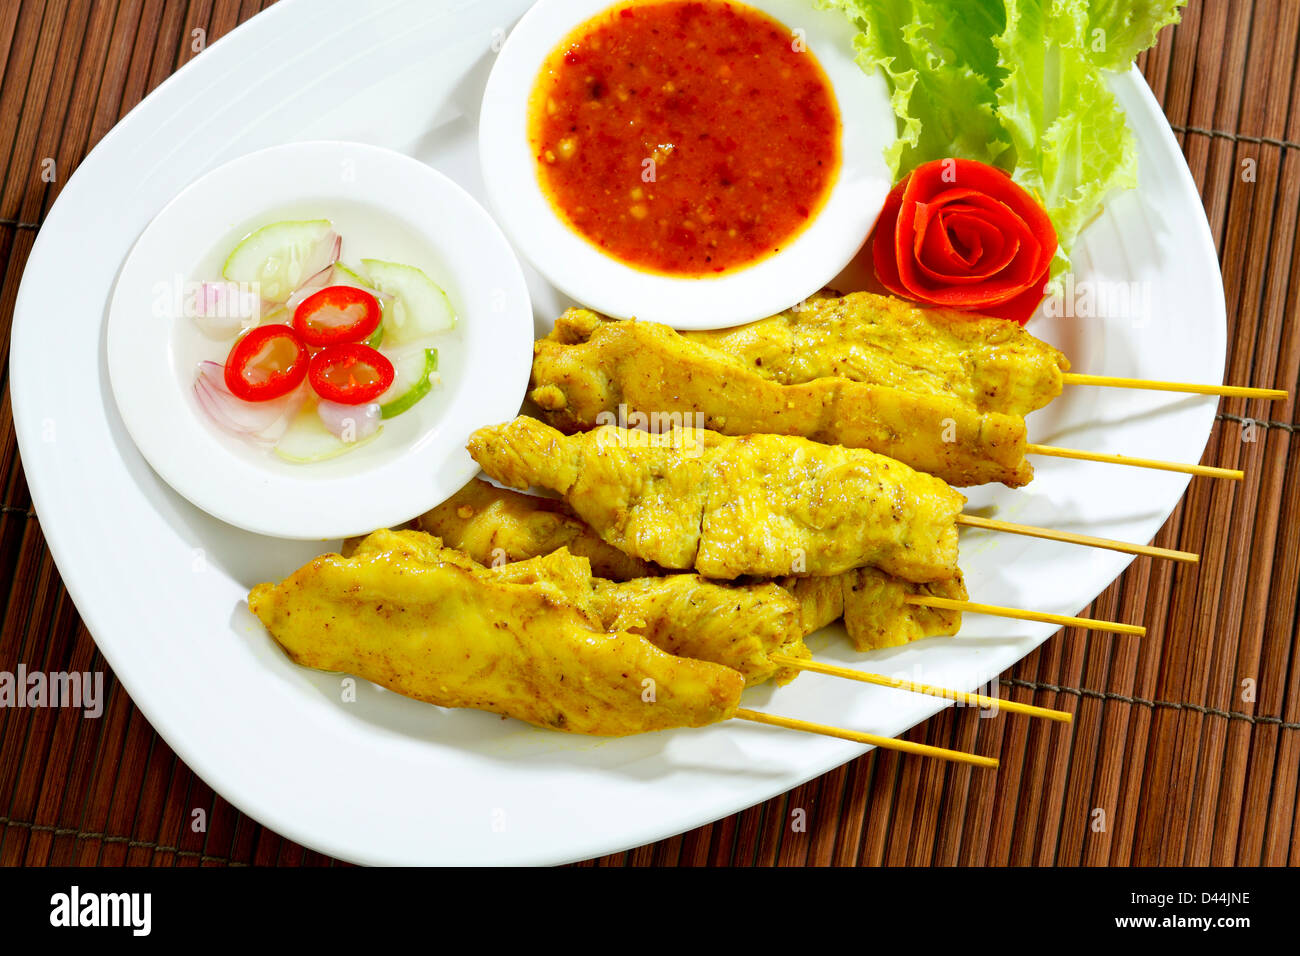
(292, 285, 383, 347)
(223, 324, 309, 402)
(308, 343, 395, 405)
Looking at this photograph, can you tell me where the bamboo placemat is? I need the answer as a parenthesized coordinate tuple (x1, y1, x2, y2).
(0, 0, 1296, 867)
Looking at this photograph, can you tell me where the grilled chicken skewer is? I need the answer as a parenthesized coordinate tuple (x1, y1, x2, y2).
(337, 529, 812, 686)
(532, 307, 1035, 488)
(362, 530, 1061, 725)
(386, 518, 1069, 725)
(682, 291, 1068, 418)
(468, 417, 1196, 581)
(326, 529, 959, 689)
(250, 531, 1004, 762)
(531, 296, 1253, 485)
(416, 479, 966, 653)
(250, 531, 743, 735)
(352, 529, 814, 685)
(409, 525, 1063, 722)
(467, 417, 967, 582)
(686, 293, 1263, 476)
(420, 479, 1144, 645)
(683, 290, 1285, 404)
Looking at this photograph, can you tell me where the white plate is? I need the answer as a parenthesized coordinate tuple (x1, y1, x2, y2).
(106, 140, 534, 540)
(479, 0, 894, 328)
(11, 0, 1223, 866)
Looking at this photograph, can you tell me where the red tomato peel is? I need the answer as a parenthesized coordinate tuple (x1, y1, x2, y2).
(871, 158, 1058, 325)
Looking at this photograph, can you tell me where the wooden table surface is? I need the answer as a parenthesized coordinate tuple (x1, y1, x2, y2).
(1, 0, 1297, 867)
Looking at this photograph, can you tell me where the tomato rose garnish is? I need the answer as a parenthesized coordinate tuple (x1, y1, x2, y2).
(871, 158, 1058, 325)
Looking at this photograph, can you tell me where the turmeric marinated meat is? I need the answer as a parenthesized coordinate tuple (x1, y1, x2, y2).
(414, 477, 655, 581)
(684, 291, 1070, 417)
(249, 530, 743, 736)
(781, 568, 966, 652)
(422, 479, 968, 654)
(590, 575, 811, 685)
(530, 307, 1034, 487)
(467, 417, 966, 582)
(460, 532, 810, 686)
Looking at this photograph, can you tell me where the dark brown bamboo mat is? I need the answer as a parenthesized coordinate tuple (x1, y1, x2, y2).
(0, 0, 1296, 868)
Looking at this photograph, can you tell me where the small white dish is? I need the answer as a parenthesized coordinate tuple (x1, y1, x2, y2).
(106, 141, 533, 540)
(479, 0, 895, 329)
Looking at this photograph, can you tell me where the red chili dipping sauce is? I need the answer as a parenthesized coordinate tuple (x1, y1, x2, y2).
(528, 0, 841, 276)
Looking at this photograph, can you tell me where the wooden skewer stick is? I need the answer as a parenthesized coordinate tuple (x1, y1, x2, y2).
(1061, 372, 1288, 401)
(1027, 443, 1243, 481)
(904, 594, 1146, 636)
(733, 708, 999, 768)
(767, 656, 1072, 724)
(956, 513, 1199, 565)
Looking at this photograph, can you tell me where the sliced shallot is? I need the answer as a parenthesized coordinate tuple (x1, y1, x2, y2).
(194, 361, 306, 443)
(191, 281, 260, 339)
(316, 399, 382, 442)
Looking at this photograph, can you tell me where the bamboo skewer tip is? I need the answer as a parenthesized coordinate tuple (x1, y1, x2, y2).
(767, 655, 1073, 724)
(956, 513, 1199, 565)
(1062, 372, 1288, 401)
(905, 594, 1146, 636)
(1026, 443, 1244, 481)
(733, 707, 1000, 768)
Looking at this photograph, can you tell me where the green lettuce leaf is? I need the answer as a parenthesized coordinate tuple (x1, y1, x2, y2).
(824, 0, 1185, 267)
(994, 0, 1139, 271)
(820, 0, 1010, 177)
(1084, 0, 1187, 71)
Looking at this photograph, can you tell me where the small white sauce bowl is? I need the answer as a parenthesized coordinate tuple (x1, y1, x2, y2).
(107, 141, 534, 540)
(479, 0, 895, 330)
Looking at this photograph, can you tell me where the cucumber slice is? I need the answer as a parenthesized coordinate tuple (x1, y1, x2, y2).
(379, 347, 439, 419)
(274, 403, 382, 463)
(361, 259, 455, 343)
(223, 220, 336, 304)
(330, 262, 373, 290)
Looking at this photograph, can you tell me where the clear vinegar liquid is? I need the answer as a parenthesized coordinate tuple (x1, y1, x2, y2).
(170, 197, 465, 476)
